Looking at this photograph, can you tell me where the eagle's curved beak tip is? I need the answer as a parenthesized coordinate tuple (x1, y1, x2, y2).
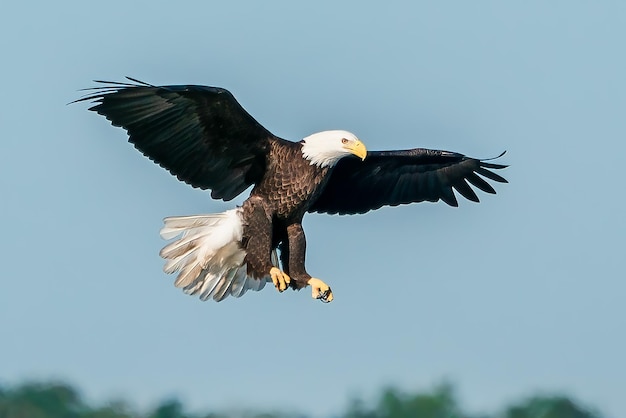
(351, 140, 367, 161)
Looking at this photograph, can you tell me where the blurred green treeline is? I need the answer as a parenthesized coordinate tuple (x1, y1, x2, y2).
(0, 381, 602, 418)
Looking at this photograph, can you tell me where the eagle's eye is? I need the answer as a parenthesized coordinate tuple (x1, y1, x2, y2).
(341, 138, 348, 144)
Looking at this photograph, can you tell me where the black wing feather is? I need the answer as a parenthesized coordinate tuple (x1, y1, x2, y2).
(475, 166, 507, 183)
(75, 78, 275, 201)
(309, 148, 507, 215)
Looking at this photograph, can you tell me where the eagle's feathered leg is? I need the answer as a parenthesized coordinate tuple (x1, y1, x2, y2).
(285, 223, 334, 302)
(242, 197, 290, 293)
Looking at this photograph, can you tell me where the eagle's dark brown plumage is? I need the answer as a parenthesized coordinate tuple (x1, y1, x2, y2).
(76, 78, 508, 303)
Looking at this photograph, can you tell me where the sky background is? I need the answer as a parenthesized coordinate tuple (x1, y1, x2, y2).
(2, 1, 625, 417)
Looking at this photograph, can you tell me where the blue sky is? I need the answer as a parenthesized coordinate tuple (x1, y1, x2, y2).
(2, 1, 625, 417)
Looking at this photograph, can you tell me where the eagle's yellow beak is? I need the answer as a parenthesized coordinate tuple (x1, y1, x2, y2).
(345, 139, 367, 161)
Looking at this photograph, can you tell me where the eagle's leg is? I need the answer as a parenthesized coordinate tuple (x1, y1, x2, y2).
(243, 197, 290, 293)
(285, 223, 334, 303)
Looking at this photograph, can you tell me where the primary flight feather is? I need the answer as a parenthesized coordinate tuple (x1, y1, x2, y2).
(76, 78, 507, 303)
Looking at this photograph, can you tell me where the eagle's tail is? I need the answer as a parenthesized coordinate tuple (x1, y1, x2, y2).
(159, 209, 269, 302)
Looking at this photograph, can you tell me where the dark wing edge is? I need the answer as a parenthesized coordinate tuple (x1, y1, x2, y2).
(73, 77, 276, 201)
(309, 148, 508, 215)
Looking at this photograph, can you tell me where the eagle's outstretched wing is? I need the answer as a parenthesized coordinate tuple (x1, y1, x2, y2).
(75, 78, 274, 201)
(309, 148, 508, 215)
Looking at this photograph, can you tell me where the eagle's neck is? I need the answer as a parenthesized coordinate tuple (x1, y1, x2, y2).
(300, 141, 343, 168)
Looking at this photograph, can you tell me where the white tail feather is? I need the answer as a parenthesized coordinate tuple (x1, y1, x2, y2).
(159, 209, 269, 302)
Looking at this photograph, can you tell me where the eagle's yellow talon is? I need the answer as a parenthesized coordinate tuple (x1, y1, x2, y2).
(270, 267, 290, 292)
(307, 277, 333, 303)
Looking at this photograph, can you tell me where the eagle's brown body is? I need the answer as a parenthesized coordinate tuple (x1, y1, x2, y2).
(77, 78, 508, 303)
(253, 139, 332, 220)
(242, 139, 331, 288)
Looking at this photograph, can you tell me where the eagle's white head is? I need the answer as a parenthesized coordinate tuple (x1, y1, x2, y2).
(301, 130, 367, 168)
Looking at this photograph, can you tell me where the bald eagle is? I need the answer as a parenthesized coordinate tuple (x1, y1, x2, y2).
(77, 78, 507, 303)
